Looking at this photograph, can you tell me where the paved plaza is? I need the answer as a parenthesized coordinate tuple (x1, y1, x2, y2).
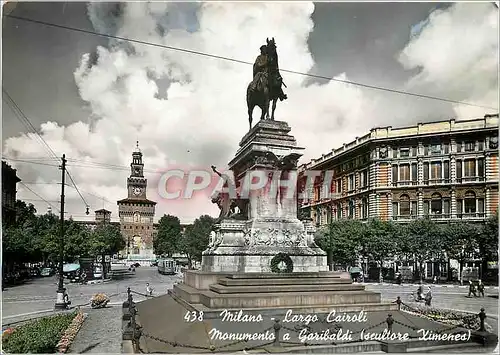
(2, 267, 498, 352)
(2, 267, 181, 323)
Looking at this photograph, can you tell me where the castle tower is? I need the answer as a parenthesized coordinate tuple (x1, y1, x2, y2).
(117, 142, 157, 264)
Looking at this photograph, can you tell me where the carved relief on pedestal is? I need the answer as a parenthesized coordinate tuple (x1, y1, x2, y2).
(205, 230, 224, 253)
(244, 228, 308, 247)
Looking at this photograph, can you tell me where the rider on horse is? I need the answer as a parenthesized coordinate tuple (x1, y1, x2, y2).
(251, 44, 287, 101)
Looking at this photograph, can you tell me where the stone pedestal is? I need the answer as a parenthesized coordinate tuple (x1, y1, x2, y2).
(202, 120, 327, 273)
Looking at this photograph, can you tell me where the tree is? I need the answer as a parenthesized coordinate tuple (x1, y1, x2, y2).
(359, 219, 397, 282)
(315, 219, 363, 270)
(403, 218, 443, 282)
(180, 215, 215, 268)
(2, 201, 39, 269)
(88, 222, 125, 278)
(476, 211, 499, 279)
(153, 214, 181, 257)
(442, 221, 480, 284)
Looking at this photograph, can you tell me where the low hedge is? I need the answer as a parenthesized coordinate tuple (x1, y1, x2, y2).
(2, 311, 76, 353)
(403, 305, 493, 332)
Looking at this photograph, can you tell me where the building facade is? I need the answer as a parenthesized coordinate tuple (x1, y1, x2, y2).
(117, 143, 157, 263)
(298, 115, 499, 279)
(2, 161, 21, 227)
(73, 209, 120, 231)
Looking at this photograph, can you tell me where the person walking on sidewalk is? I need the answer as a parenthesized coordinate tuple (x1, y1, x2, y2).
(468, 280, 477, 297)
(424, 287, 433, 306)
(477, 279, 485, 297)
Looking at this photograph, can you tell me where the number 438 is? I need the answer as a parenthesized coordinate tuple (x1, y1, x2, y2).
(184, 311, 204, 322)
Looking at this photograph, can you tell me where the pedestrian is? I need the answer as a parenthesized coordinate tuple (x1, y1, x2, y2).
(424, 287, 433, 306)
(433, 275, 437, 284)
(468, 280, 477, 297)
(146, 282, 153, 296)
(477, 279, 485, 297)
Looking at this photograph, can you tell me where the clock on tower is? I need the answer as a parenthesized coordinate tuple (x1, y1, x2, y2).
(133, 187, 142, 196)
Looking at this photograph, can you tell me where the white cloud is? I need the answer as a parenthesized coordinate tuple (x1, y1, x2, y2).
(4, 2, 498, 223)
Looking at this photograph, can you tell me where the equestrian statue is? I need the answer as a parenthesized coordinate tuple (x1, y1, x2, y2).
(246, 37, 287, 130)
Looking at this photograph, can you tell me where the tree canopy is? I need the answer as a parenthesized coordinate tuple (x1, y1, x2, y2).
(153, 214, 182, 257)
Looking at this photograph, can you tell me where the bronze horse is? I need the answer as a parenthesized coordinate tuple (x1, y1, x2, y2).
(246, 38, 281, 129)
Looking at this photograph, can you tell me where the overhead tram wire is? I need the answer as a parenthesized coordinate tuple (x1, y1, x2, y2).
(19, 182, 60, 213)
(2, 92, 93, 213)
(65, 170, 90, 214)
(20, 181, 115, 207)
(3, 14, 498, 111)
(2, 89, 59, 160)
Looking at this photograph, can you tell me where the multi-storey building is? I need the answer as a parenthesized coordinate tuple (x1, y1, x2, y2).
(74, 209, 120, 231)
(117, 143, 157, 264)
(298, 114, 499, 279)
(2, 161, 21, 227)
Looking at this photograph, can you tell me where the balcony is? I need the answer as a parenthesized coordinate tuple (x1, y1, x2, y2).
(423, 179, 451, 185)
(428, 213, 452, 220)
(392, 215, 418, 221)
(457, 176, 485, 183)
(392, 180, 418, 187)
(457, 212, 486, 219)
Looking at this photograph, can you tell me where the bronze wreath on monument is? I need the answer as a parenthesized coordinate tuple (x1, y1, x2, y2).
(270, 253, 294, 273)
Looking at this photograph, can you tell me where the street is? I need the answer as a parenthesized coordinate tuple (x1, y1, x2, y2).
(3, 267, 498, 332)
(2, 266, 181, 322)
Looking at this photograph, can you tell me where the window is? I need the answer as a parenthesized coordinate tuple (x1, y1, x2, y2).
(444, 161, 450, 180)
(361, 198, 368, 219)
(336, 179, 342, 193)
(411, 201, 417, 216)
(411, 146, 418, 156)
(431, 144, 441, 155)
(443, 199, 450, 215)
(392, 165, 398, 183)
(348, 200, 355, 218)
(400, 164, 410, 181)
(424, 146, 429, 155)
(478, 158, 484, 177)
(443, 143, 449, 154)
(314, 186, 320, 201)
(465, 142, 475, 152)
(457, 199, 463, 215)
(457, 142, 462, 153)
(431, 162, 442, 180)
(423, 201, 430, 215)
(348, 174, 355, 191)
(400, 195, 410, 216)
(411, 164, 417, 182)
(361, 170, 368, 188)
(400, 148, 410, 158)
(431, 193, 442, 214)
(392, 202, 398, 218)
(423, 162, 429, 181)
(464, 159, 475, 177)
(336, 203, 342, 219)
(464, 191, 476, 213)
(478, 141, 484, 151)
(456, 160, 462, 179)
(478, 199, 484, 214)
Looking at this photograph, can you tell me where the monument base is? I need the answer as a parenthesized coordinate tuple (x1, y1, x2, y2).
(201, 218, 328, 273)
(171, 270, 397, 316)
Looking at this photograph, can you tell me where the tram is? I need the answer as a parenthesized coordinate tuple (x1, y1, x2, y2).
(157, 258, 177, 275)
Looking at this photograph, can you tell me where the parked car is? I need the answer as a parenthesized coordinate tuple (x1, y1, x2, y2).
(150, 261, 158, 267)
(40, 268, 54, 277)
(131, 262, 140, 268)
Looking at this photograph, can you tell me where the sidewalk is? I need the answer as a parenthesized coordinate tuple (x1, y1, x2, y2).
(68, 306, 122, 353)
(363, 282, 499, 289)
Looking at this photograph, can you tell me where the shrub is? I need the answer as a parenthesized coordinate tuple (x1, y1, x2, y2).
(2, 311, 76, 353)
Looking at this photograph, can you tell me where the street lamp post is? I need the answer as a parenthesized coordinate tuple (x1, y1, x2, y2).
(55, 154, 67, 309)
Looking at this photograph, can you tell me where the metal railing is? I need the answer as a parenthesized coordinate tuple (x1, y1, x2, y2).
(122, 289, 492, 353)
